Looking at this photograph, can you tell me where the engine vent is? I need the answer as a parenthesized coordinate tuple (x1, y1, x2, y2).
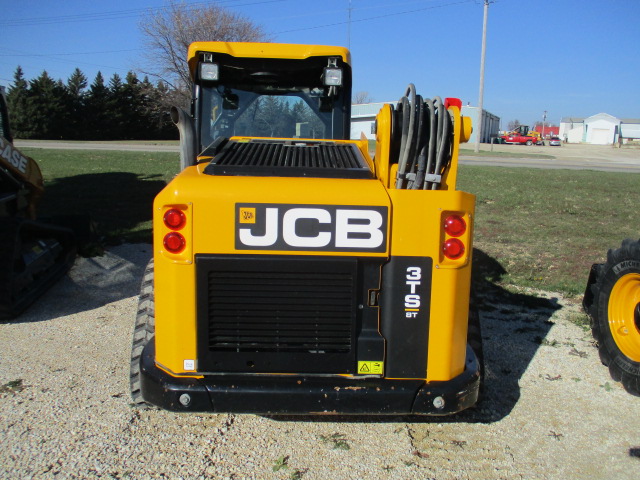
(203, 139, 373, 179)
(196, 255, 359, 373)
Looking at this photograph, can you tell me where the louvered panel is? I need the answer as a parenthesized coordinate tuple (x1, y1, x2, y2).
(203, 139, 373, 179)
(196, 255, 360, 373)
(207, 269, 353, 353)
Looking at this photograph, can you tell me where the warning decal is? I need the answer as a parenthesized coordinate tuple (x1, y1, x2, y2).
(357, 361, 383, 375)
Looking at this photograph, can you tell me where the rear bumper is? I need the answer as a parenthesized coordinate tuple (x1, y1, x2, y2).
(140, 339, 480, 415)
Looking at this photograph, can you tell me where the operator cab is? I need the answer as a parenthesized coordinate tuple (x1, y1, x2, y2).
(191, 43, 352, 153)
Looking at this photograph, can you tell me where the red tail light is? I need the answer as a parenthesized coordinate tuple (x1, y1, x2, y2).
(444, 215, 466, 237)
(164, 232, 186, 253)
(164, 208, 186, 230)
(443, 238, 465, 260)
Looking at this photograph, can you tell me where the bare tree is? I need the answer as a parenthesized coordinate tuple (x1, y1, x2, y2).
(139, 1, 270, 105)
(507, 119, 521, 131)
(352, 91, 374, 104)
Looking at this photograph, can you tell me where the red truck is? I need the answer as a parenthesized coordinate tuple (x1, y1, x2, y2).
(501, 125, 542, 145)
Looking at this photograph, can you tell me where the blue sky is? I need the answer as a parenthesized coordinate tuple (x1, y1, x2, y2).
(1, 0, 639, 128)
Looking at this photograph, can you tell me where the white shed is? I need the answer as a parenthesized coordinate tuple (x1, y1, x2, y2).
(584, 113, 619, 145)
(620, 119, 640, 141)
(559, 117, 585, 143)
(560, 114, 640, 145)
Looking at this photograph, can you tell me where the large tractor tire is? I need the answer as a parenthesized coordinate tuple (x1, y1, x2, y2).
(585, 239, 640, 396)
(130, 258, 155, 406)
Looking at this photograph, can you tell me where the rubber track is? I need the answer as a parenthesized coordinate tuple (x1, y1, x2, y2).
(130, 258, 155, 406)
(0, 220, 19, 319)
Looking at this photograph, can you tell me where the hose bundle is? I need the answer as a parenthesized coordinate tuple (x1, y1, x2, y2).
(394, 84, 453, 190)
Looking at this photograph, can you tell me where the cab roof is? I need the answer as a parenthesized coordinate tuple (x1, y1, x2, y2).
(187, 42, 351, 80)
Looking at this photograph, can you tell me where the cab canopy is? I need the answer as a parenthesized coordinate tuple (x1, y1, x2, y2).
(188, 42, 353, 149)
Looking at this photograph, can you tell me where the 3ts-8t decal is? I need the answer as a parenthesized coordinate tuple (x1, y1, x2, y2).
(404, 266, 422, 317)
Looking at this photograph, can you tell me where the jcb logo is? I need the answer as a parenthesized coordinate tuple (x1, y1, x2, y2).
(235, 203, 388, 252)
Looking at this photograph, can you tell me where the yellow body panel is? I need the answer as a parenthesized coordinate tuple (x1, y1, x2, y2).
(373, 105, 393, 188)
(154, 161, 474, 381)
(385, 189, 475, 381)
(154, 40, 476, 383)
(188, 42, 351, 79)
(154, 170, 392, 375)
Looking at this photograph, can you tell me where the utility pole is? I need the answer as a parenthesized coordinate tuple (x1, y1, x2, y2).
(348, 0, 352, 50)
(542, 110, 547, 141)
(474, 0, 489, 153)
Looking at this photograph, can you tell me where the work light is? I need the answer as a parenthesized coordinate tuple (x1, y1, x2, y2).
(200, 63, 219, 81)
(323, 67, 342, 86)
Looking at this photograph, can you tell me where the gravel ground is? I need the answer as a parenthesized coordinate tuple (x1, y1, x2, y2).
(1, 244, 639, 479)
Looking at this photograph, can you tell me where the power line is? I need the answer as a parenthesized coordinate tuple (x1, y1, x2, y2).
(0, 0, 286, 27)
(0, 48, 141, 57)
(273, 0, 473, 35)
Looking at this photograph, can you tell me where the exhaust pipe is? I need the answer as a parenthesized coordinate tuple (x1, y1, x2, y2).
(170, 106, 197, 171)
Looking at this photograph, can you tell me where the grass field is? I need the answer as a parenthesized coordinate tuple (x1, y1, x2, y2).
(24, 147, 640, 297)
(458, 166, 640, 295)
(24, 148, 179, 244)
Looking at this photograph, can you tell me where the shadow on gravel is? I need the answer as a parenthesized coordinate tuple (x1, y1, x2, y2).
(1, 170, 165, 323)
(269, 248, 562, 425)
(457, 248, 562, 423)
(2, 244, 153, 324)
(40, 172, 167, 244)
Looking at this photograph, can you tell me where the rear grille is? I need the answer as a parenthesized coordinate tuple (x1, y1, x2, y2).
(196, 255, 359, 373)
(207, 270, 353, 353)
(203, 139, 373, 179)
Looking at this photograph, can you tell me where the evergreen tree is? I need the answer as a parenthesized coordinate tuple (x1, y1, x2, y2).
(67, 68, 88, 97)
(122, 71, 145, 139)
(85, 72, 110, 140)
(25, 71, 68, 139)
(65, 68, 88, 139)
(138, 75, 171, 139)
(107, 73, 127, 139)
(6, 66, 30, 138)
(151, 80, 178, 139)
(5, 66, 180, 140)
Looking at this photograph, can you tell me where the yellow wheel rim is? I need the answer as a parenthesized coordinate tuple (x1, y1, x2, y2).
(608, 273, 640, 362)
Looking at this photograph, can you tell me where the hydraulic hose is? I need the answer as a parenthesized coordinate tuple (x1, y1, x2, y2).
(395, 84, 416, 189)
(393, 85, 453, 191)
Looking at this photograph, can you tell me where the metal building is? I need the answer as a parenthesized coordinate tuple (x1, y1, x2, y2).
(560, 114, 640, 144)
(351, 102, 501, 144)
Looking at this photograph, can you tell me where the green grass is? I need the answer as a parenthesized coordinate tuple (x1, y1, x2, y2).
(458, 165, 640, 296)
(23, 148, 640, 296)
(23, 148, 179, 244)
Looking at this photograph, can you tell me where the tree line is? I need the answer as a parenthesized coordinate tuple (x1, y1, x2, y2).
(5, 66, 178, 140)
